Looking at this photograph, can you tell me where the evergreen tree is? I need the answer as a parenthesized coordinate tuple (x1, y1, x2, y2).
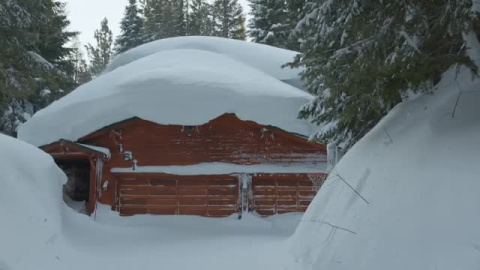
(86, 18, 113, 77)
(0, 0, 78, 136)
(291, 0, 480, 148)
(172, 0, 187, 36)
(69, 38, 92, 85)
(188, 0, 215, 36)
(212, 0, 246, 40)
(248, 0, 290, 48)
(115, 0, 144, 55)
(285, 0, 304, 50)
(142, 0, 188, 41)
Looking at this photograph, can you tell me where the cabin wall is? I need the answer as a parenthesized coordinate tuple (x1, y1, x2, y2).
(82, 114, 326, 167)
(80, 114, 327, 211)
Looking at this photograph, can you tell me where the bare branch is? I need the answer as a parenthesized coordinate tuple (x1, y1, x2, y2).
(303, 219, 357, 235)
(333, 169, 370, 204)
(383, 127, 394, 143)
(452, 80, 463, 118)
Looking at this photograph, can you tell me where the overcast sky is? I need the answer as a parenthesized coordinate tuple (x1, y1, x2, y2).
(64, 0, 251, 49)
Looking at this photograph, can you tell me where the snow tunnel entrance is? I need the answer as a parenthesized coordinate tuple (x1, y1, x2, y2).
(40, 140, 108, 215)
(57, 159, 91, 213)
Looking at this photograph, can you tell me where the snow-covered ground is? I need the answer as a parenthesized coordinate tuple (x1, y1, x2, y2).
(287, 66, 480, 270)
(0, 133, 300, 270)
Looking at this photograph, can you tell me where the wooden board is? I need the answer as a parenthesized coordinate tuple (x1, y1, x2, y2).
(251, 173, 324, 216)
(116, 174, 240, 217)
(80, 114, 327, 167)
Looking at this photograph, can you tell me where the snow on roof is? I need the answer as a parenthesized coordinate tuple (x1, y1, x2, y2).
(19, 45, 316, 147)
(112, 162, 327, 175)
(77, 143, 111, 158)
(106, 36, 302, 81)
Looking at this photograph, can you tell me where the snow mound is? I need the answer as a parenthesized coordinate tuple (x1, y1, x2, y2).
(19, 48, 314, 147)
(0, 134, 300, 270)
(0, 134, 67, 269)
(288, 67, 480, 270)
(106, 36, 301, 81)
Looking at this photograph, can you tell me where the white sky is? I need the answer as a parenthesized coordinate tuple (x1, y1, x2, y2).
(65, 0, 250, 49)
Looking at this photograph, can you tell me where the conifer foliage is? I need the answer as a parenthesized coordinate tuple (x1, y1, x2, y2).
(0, 0, 78, 136)
(188, 0, 215, 36)
(212, 0, 246, 40)
(247, 0, 304, 49)
(86, 18, 113, 77)
(248, 0, 289, 48)
(115, 0, 144, 55)
(142, 0, 188, 41)
(292, 0, 480, 148)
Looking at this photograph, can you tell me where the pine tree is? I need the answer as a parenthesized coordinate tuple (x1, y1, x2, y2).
(0, 0, 78, 136)
(212, 0, 246, 40)
(86, 18, 113, 77)
(291, 0, 480, 148)
(188, 0, 215, 36)
(285, 0, 304, 50)
(172, 0, 187, 36)
(115, 0, 144, 55)
(142, 0, 188, 41)
(248, 0, 290, 48)
(69, 38, 92, 85)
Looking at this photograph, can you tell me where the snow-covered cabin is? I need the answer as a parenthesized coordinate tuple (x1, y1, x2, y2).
(18, 37, 327, 217)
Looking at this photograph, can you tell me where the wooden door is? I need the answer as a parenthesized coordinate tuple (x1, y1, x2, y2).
(116, 174, 240, 217)
(251, 174, 319, 216)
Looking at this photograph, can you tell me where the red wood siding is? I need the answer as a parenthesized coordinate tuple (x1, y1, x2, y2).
(47, 114, 328, 217)
(80, 114, 326, 168)
(251, 174, 324, 216)
(116, 174, 240, 217)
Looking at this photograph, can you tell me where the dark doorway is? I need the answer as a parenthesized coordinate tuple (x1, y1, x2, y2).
(57, 160, 91, 204)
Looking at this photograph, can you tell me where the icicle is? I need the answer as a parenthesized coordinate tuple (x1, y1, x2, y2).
(96, 158, 104, 197)
(326, 143, 339, 172)
(238, 174, 252, 218)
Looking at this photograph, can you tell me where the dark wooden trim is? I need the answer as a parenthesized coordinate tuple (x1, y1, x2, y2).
(41, 139, 108, 159)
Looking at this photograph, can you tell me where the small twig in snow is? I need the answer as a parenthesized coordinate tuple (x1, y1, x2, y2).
(333, 168, 370, 204)
(452, 80, 463, 119)
(303, 219, 357, 235)
(383, 127, 394, 144)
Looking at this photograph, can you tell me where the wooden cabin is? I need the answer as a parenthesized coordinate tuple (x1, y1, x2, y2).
(42, 113, 327, 218)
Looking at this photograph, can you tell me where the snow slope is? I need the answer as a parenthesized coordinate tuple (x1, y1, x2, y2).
(0, 134, 67, 270)
(19, 46, 314, 147)
(287, 67, 480, 270)
(0, 134, 300, 270)
(106, 36, 301, 81)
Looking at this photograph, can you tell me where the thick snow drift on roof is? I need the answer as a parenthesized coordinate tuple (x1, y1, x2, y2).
(106, 36, 301, 81)
(19, 48, 315, 147)
(287, 67, 480, 270)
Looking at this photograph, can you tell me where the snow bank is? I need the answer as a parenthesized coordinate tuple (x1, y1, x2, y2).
(0, 134, 301, 270)
(19, 48, 315, 147)
(288, 67, 480, 270)
(106, 36, 301, 81)
(0, 134, 67, 269)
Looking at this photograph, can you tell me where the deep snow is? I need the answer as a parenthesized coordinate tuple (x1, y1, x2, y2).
(19, 43, 315, 147)
(106, 36, 302, 81)
(0, 134, 300, 270)
(287, 67, 480, 270)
